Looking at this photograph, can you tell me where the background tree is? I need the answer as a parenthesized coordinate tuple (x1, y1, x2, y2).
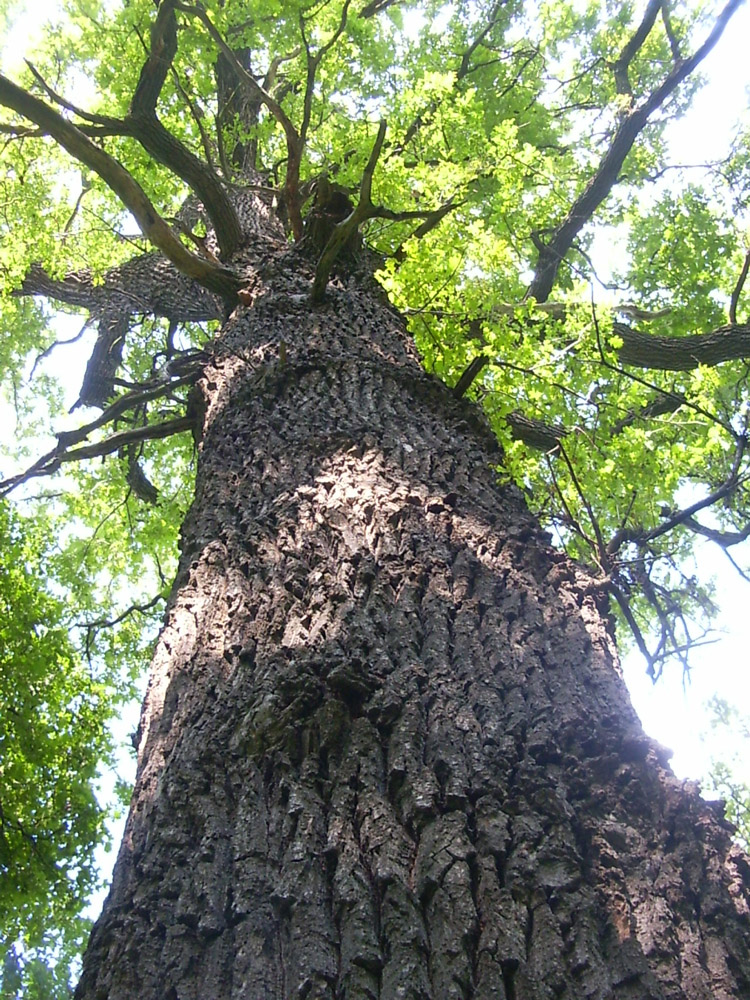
(703, 698, 750, 853)
(1, 0, 750, 996)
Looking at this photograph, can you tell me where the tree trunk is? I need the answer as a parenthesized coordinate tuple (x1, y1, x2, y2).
(75, 226, 750, 999)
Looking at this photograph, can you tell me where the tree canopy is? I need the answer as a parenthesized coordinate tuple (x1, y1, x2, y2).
(1, 0, 749, 993)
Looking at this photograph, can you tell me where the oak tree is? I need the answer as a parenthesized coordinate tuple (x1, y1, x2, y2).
(2, 0, 750, 996)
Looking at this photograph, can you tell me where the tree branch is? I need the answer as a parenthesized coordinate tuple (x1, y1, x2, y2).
(127, 1, 242, 258)
(609, 580, 664, 679)
(610, 390, 685, 434)
(453, 354, 488, 398)
(0, 73, 241, 298)
(505, 410, 568, 450)
(359, 0, 403, 16)
(681, 514, 750, 548)
(641, 441, 749, 546)
(393, 199, 459, 261)
(60, 374, 200, 451)
(526, 0, 745, 303)
(661, 1, 683, 63)
(299, 0, 352, 145)
(0, 415, 194, 498)
(458, 1, 507, 78)
(24, 59, 128, 130)
(177, 1, 305, 237)
(730, 249, 750, 325)
(311, 121, 387, 301)
(615, 320, 750, 370)
(130, 0, 179, 114)
(610, 0, 661, 97)
(18, 255, 223, 323)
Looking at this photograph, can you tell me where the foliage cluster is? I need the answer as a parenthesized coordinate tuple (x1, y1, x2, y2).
(0, 501, 109, 998)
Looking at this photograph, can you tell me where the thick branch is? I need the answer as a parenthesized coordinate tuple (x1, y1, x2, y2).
(177, 2, 304, 237)
(127, 1, 242, 257)
(661, 1, 683, 62)
(19, 256, 223, 323)
(214, 48, 257, 177)
(458, 1, 506, 78)
(610, 0, 661, 96)
(0, 74, 241, 299)
(730, 249, 750, 325)
(615, 321, 750, 370)
(642, 440, 748, 545)
(77, 310, 129, 408)
(130, 0, 179, 114)
(682, 515, 750, 547)
(18, 254, 220, 408)
(54, 417, 195, 463)
(393, 200, 458, 261)
(453, 354, 488, 398)
(359, 0, 403, 16)
(506, 410, 568, 450)
(611, 391, 684, 434)
(127, 114, 243, 257)
(526, 0, 744, 303)
(58, 374, 199, 451)
(179, 4, 298, 148)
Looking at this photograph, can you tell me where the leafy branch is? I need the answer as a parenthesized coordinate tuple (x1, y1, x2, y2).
(526, 0, 745, 302)
(0, 73, 241, 298)
(0, 373, 200, 498)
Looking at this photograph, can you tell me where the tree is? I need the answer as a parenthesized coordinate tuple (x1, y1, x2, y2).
(1, 0, 750, 995)
(703, 698, 750, 853)
(0, 501, 115, 999)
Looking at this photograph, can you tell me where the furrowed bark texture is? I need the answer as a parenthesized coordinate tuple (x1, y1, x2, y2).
(75, 234, 750, 999)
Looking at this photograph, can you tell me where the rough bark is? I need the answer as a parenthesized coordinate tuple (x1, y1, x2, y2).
(615, 321, 750, 371)
(74, 220, 750, 999)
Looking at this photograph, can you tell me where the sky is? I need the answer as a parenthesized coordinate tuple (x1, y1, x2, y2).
(2, 0, 750, 904)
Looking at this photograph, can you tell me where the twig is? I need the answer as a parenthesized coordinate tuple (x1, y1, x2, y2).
(609, 580, 657, 676)
(545, 452, 595, 551)
(79, 594, 165, 633)
(721, 546, 750, 583)
(24, 59, 127, 129)
(557, 440, 608, 569)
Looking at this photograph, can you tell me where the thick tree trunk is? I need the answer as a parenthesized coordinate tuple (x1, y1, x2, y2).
(75, 232, 750, 999)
